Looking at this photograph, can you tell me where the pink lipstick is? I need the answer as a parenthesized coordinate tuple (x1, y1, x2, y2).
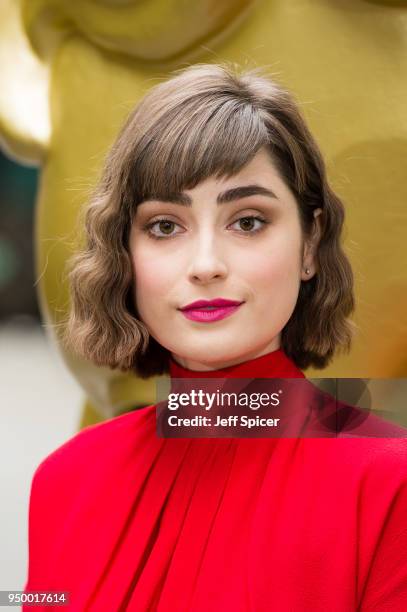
(179, 298, 244, 323)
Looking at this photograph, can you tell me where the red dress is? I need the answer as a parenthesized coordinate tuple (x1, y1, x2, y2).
(23, 349, 407, 610)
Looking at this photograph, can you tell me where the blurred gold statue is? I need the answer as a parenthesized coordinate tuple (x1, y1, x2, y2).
(1, 0, 406, 427)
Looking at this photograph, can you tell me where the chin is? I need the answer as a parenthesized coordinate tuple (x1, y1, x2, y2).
(171, 338, 255, 369)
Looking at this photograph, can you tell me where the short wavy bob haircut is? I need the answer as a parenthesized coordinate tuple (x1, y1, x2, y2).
(62, 62, 356, 379)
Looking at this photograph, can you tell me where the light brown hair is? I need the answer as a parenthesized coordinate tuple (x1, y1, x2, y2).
(62, 63, 355, 377)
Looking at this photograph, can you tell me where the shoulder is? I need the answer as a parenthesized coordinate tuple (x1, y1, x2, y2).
(30, 404, 157, 493)
(357, 438, 407, 481)
(303, 434, 407, 487)
(306, 384, 407, 482)
(310, 437, 407, 500)
(335, 407, 407, 486)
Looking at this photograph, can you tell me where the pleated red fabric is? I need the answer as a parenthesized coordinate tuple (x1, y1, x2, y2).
(23, 349, 407, 611)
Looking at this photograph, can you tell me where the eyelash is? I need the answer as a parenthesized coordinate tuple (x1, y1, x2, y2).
(142, 215, 270, 240)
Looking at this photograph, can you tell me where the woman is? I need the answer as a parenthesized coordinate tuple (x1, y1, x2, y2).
(23, 64, 407, 610)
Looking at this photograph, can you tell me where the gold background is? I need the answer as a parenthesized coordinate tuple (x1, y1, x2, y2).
(0, 0, 406, 426)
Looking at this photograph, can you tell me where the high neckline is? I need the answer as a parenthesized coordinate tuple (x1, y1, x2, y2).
(169, 348, 305, 379)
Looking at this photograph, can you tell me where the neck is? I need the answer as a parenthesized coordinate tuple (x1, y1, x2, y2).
(169, 347, 305, 379)
(171, 338, 281, 372)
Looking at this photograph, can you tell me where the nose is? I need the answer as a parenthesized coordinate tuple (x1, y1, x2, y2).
(187, 232, 228, 284)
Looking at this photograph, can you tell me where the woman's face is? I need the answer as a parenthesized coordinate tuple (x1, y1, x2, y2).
(129, 147, 321, 371)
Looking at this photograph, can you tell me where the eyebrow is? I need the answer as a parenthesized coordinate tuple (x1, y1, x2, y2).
(143, 184, 278, 207)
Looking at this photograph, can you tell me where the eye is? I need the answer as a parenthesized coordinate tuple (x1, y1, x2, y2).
(142, 214, 269, 240)
(228, 215, 268, 234)
(143, 218, 185, 240)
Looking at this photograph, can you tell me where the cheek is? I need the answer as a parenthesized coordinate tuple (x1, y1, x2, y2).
(131, 245, 175, 312)
(238, 236, 302, 287)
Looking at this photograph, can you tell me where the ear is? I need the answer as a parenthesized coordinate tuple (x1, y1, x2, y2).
(301, 208, 323, 281)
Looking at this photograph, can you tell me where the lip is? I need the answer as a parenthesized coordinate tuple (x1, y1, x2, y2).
(178, 298, 244, 323)
(180, 298, 243, 311)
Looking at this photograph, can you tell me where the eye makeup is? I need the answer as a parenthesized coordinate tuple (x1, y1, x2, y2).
(141, 213, 271, 240)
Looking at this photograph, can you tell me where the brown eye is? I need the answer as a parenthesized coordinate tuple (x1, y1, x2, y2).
(229, 215, 267, 234)
(158, 221, 175, 234)
(239, 217, 256, 231)
(144, 218, 184, 239)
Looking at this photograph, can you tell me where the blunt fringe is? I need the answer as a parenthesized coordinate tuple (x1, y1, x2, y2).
(61, 62, 356, 377)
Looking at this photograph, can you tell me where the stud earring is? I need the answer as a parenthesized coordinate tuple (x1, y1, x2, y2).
(305, 268, 311, 275)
